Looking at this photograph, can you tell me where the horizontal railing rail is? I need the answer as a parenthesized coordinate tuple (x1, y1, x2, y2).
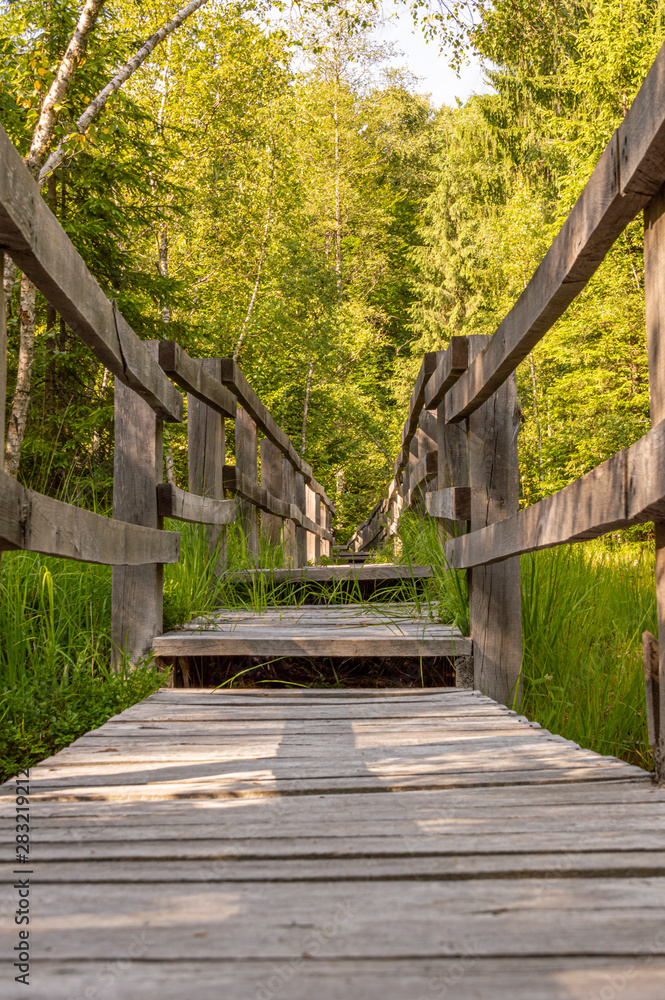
(0, 123, 335, 663)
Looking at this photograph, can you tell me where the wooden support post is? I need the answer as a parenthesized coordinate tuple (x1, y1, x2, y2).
(282, 457, 297, 566)
(0, 255, 5, 475)
(642, 186, 665, 778)
(436, 397, 468, 541)
(112, 343, 165, 664)
(467, 334, 522, 705)
(306, 484, 317, 564)
(315, 494, 322, 564)
(260, 438, 283, 549)
(295, 471, 307, 566)
(187, 357, 226, 572)
(235, 406, 259, 561)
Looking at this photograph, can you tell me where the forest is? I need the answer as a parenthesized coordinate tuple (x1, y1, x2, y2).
(1, 0, 664, 776)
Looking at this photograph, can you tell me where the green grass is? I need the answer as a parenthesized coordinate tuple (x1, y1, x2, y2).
(0, 521, 222, 782)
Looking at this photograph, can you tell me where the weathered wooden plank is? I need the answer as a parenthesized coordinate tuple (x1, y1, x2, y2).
(158, 341, 235, 418)
(219, 358, 333, 509)
(0, 124, 182, 421)
(187, 357, 228, 571)
(156, 483, 236, 526)
(393, 351, 440, 477)
(467, 335, 522, 705)
(260, 437, 283, 547)
(235, 405, 259, 558)
(152, 630, 472, 658)
(645, 185, 665, 780)
(23, 958, 665, 1000)
(111, 353, 168, 664)
(281, 455, 298, 565)
(447, 417, 665, 567)
(231, 564, 433, 583)
(0, 256, 5, 476)
(0, 469, 178, 564)
(424, 336, 469, 409)
(295, 470, 307, 565)
(410, 449, 438, 492)
(222, 465, 333, 540)
(426, 486, 471, 521)
(445, 41, 665, 422)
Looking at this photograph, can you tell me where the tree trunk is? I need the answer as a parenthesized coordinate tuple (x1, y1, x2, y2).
(301, 360, 315, 457)
(5, 274, 37, 477)
(3, 255, 17, 312)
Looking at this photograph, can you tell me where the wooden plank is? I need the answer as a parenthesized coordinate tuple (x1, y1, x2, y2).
(445, 39, 665, 423)
(159, 341, 235, 418)
(21, 958, 665, 1000)
(0, 255, 5, 476)
(306, 484, 317, 564)
(645, 184, 665, 779)
(111, 348, 167, 664)
(424, 336, 469, 409)
(0, 124, 182, 421)
(0, 469, 178, 564)
(467, 335, 522, 705)
(295, 470, 307, 565)
(152, 631, 472, 659)
(426, 486, 471, 521)
(281, 454, 298, 565)
(187, 357, 228, 571)
(393, 351, 440, 477)
(410, 450, 438, 492)
(156, 483, 236, 526)
(235, 405, 259, 558)
(230, 564, 433, 584)
(446, 417, 665, 567)
(219, 358, 333, 509)
(260, 437, 283, 547)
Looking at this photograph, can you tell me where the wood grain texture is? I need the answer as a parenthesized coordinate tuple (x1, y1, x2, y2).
(156, 483, 236, 526)
(231, 564, 433, 583)
(235, 405, 259, 558)
(111, 353, 166, 664)
(393, 351, 440, 478)
(282, 455, 298, 565)
(188, 358, 227, 571)
(447, 417, 665, 568)
(424, 336, 469, 409)
(260, 437, 283, 547)
(426, 486, 471, 521)
(158, 341, 235, 418)
(0, 687, 659, 997)
(0, 124, 182, 421)
(466, 336, 522, 705)
(0, 255, 5, 474)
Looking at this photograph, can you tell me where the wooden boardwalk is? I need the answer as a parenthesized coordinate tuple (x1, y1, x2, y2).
(153, 603, 470, 658)
(3, 687, 665, 998)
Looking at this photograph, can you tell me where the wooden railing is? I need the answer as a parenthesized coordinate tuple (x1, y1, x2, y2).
(348, 39, 665, 766)
(0, 123, 334, 664)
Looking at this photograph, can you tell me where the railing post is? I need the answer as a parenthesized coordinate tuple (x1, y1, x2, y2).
(188, 357, 227, 573)
(282, 457, 297, 565)
(643, 188, 665, 775)
(295, 471, 307, 565)
(0, 255, 5, 476)
(235, 405, 259, 561)
(306, 484, 317, 564)
(436, 396, 468, 540)
(314, 493, 322, 564)
(112, 344, 164, 664)
(466, 334, 522, 705)
(260, 438, 283, 549)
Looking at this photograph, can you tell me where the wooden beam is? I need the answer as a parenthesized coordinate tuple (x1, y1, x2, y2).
(260, 438, 283, 548)
(112, 349, 168, 664)
(219, 358, 334, 510)
(411, 450, 438, 492)
(466, 335, 522, 706)
(445, 42, 665, 423)
(0, 254, 5, 475)
(424, 337, 469, 410)
(0, 125, 182, 423)
(235, 406, 259, 558)
(159, 342, 235, 418)
(446, 417, 665, 569)
(222, 466, 333, 542)
(393, 351, 440, 477)
(0, 470, 178, 564)
(281, 456, 298, 565)
(157, 483, 236, 526)
(644, 183, 665, 777)
(295, 471, 307, 565)
(187, 357, 228, 572)
(426, 487, 471, 522)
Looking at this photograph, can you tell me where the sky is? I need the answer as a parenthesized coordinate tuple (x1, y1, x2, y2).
(376, 2, 493, 107)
